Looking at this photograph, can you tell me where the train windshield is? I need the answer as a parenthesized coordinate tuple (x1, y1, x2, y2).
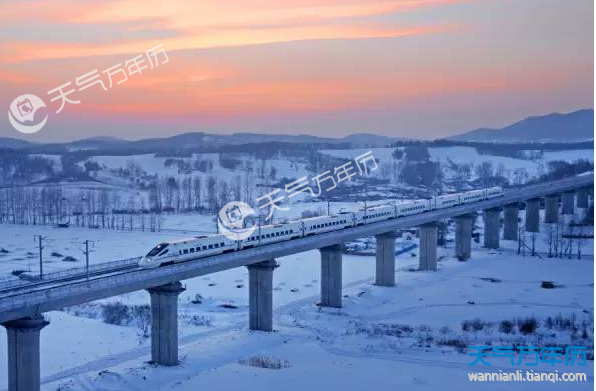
(146, 243, 169, 257)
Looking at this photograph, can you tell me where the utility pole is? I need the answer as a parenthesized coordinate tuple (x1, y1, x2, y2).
(517, 225, 521, 255)
(34, 235, 45, 278)
(327, 200, 330, 216)
(257, 213, 263, 245)
(82, 240, 95, 280)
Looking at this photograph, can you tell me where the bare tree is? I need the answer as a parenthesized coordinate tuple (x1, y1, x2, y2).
(192, 176, 202, 211)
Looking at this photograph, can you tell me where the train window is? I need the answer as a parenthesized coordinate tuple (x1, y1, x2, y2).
(202, 245, 207, 250)
(183, 249, 189, 254)
(214, 243, 219, 248)
(190, 248, 195, 253)
(179, 250, 182, 255)
(195, 247, 200, 252)
(147, 243, 169, 257)
(220, 242, 225, 246)
(208, 244, 213, 249)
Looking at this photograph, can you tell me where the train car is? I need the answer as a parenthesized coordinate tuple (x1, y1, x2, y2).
(139, 234, 235, 268)
(303, 214, 352, 236)
(461, 189, 484, 204)
(359, 205, 395, 225)
(396, 200, 430, 217)
(485, 186, 504, 199)
(240, 221, 302, 248)
(434, 193, 461, 209)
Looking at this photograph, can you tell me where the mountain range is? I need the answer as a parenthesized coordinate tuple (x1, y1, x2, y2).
(1, 108, 592, 152)
(0, 132, 403, 152)
(449, 109, 593, 142)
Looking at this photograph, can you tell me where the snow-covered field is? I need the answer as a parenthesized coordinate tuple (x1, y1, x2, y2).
(0, 205, 593, 390)
(88, 152, 310, 184)
(321, 147, 594, 183)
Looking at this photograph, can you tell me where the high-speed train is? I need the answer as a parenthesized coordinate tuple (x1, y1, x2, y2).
(139, 187, 503, 268)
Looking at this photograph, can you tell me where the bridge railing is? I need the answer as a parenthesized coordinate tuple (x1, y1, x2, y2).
(0, 257, 141, 291)
(0, 252, 234, 313)
(0, 256, 198, 312)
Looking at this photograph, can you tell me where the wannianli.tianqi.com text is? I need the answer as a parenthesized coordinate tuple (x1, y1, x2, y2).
(468, 371, 587, 382)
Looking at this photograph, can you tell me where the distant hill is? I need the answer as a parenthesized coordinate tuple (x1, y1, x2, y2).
(0, 131, 401, 153)
(449, 109, 594, 142)
(0, 137, 36, 149)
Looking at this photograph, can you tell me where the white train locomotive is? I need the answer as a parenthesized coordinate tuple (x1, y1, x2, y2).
(139, 187, 503, 268)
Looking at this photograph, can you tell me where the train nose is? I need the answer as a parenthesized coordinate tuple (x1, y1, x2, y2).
(139, 256, 154, 268)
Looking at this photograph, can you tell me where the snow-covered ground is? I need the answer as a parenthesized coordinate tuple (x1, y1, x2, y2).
(0, 205, 593, 390)
(321, 146, 594, 183)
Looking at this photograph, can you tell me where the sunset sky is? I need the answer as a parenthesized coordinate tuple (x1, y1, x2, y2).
(0, 0, 593, 142)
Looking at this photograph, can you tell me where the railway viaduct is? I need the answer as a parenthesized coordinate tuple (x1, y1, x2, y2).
(0, 174, 593, 391)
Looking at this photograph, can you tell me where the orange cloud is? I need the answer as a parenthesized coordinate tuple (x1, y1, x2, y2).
(1, 24, 451, 62)
(72, 0, 466, 29)
(0, 0, 466, 27)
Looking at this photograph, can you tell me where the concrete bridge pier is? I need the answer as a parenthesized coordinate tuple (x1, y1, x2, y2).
(561, 191, 575, 215)
(483, 208, 500, 249)
(577, 188, 589, 208)
(419, 223, 438, 271)
(247, 259, 277, 331)
(544, 194, 559, 224)
(455, 215, 473, 261)
(503, 203, 519, 241)
(525, 198, 540, 233)
(2, 315, 49, 391)
(147, 281, 185, 366)
(375, 232, 396, 286)
(320, 245, 343, 307)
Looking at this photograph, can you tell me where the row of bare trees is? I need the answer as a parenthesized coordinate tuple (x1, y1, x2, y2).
(148, 173, 259, 213)
(0, 172, 269, 231)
